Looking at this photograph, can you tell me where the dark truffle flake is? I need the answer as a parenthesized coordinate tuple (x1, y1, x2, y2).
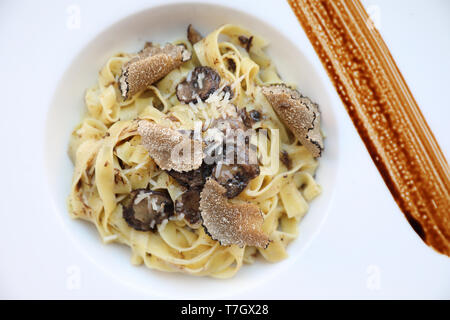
(175, 189, 202, 225)
(123, 189, 174, 231)
(213, 162, 260, 198)
(176, 66, 221, 104)
(239, 108, 261, 128)
(206, 115, 261, 198)
(187, 24, 203, 45)
(222, 85, 235, 100)
(167, 163, 214, 189)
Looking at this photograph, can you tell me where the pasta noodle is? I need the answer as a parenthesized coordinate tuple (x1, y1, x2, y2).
(67, 25, 322, 278)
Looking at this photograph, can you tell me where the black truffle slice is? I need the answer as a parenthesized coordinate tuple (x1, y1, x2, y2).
(205, 115, 260, 198)
(175, 189, 202, 225)
(212, 162, 260, 198)
(176, 66, 221, 104)
(238, 108, 261, 128)
(261, 84, 324, 157)
(123, 189, 174, 231)
(119, 43, 191, 100)
(210, 115, 247, 133)
(167, 162, 214, 189)
(199, 179, 269, 248)
(187, 24, 203, 45)
(222, 85, 235, 100)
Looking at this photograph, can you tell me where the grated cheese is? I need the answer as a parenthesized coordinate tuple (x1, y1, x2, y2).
(215, 161, 223, 178)
(197, 72, 205, 89)
(151, 197, 159, 211)
(159, 218, 169, 231)
(134, 192, 149, 205)
(103, 234, 118, 242)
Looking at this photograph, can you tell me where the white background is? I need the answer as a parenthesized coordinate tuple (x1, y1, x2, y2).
(0, 0, 448, 299)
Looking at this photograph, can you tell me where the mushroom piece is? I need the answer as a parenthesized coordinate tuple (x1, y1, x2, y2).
(212, 162, 260, 198)
(138, 120, 203, 172)
(167, 162, 214, 189)
(222, 85, 235, 100)
(176, 66, 221, 104)
(238, 108, 261, 128)
(119, 43, 191, 100)
(199, 179, 269, 248)
(123, 189, 174, 231)
(187, 24, 203, 45)
(261, 84, 324, 157)
(210, 118, 245, 134)
(204, 115, 260, 198)
(175, 188, 202, 226)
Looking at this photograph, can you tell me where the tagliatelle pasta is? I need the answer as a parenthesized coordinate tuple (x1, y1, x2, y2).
(67, 24, 322, 278)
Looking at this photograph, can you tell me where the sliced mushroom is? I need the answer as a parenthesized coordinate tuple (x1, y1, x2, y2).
(138, 120, 203, 172)
(167, 162, 214, 189)
(175, 188, 202, 226)
(123, 189, 174, 231)
(176, 66, 221, 104)
(222, 85, 235, 100)
(238, 108, 261, 128)
(210, 115, 247, 133)
(187, 24, 203, 45)
(261, 84, 324, 157)
(119, 43, 191, 100)
(204, 115, 260, 197)
(212, 162, 260, 198)
(200, 179, 269, 248)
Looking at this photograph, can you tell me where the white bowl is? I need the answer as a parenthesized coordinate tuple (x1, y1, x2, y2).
(45, 2, 339, 298)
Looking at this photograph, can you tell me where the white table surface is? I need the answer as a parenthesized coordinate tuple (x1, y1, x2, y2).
(0, 0, 448, 299)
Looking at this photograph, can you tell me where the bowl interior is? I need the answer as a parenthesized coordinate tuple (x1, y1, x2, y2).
(45, 2, 339, 298)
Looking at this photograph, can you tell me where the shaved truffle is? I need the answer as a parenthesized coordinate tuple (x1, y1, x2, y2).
(209, 115, 246, 133)
(167, 162, 214, 189)
(200, 179, 269, 248)
(261, 84, 324, 157)
(123, 189, 174, 231)
(176, 66, 220, 104)
(187, 24, 203, 45)
(138, 120, 203, 172)
(213, 162, 260, 198)
(175, 189, 202, 225)
(239, 108, 261, 128)
(222, 85, 235, 100)
(119, 43, 191, 99)
(205, 115, 260, 197)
